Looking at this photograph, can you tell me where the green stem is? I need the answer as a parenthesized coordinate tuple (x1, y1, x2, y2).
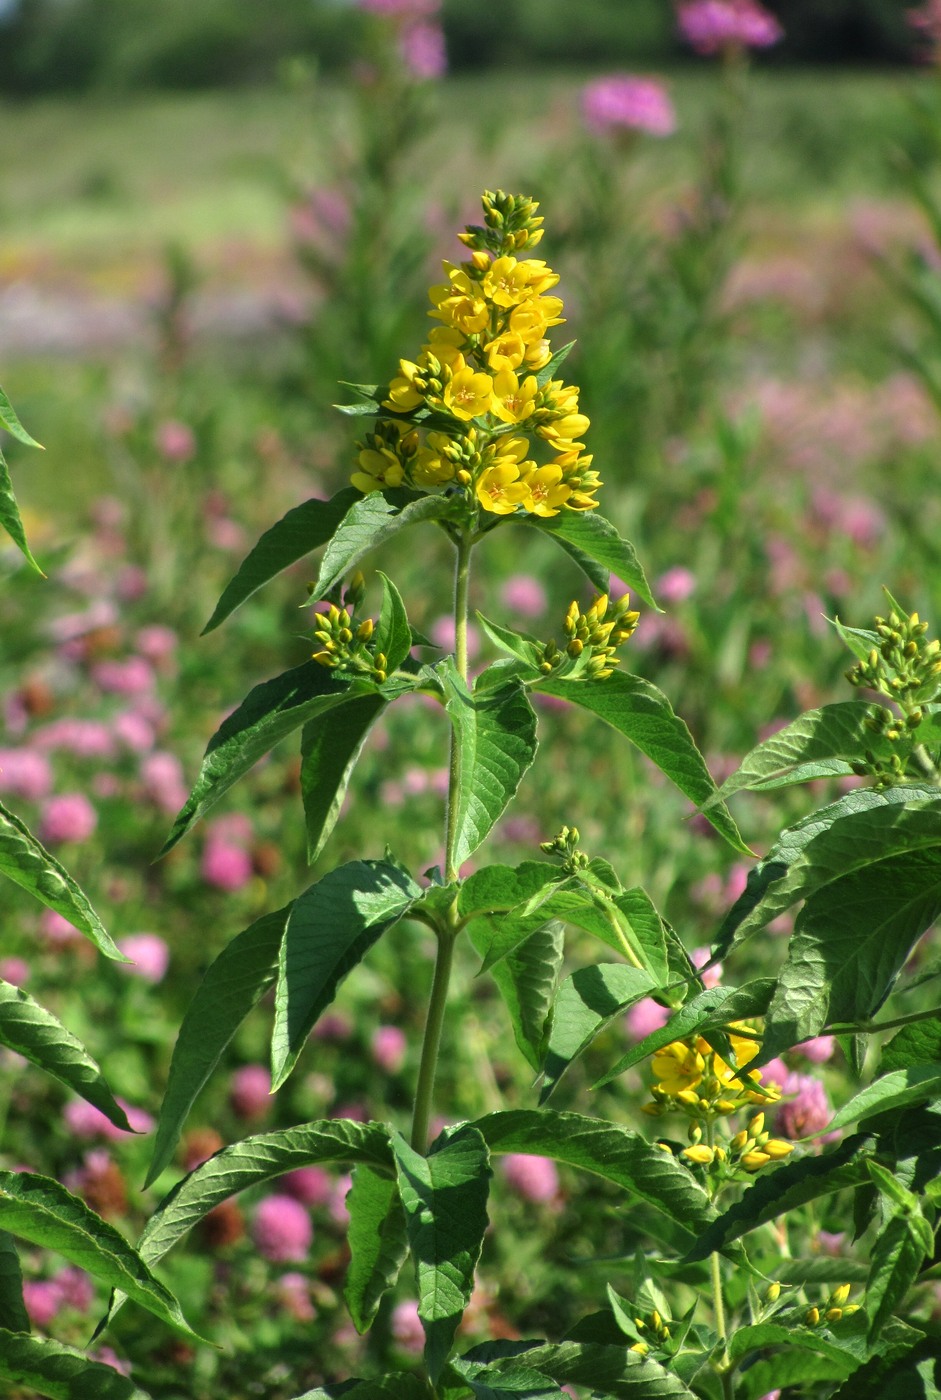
(828, 1004, 941, 1035)
(704, 1121, 733, 1398)
(410, 529, 473, 1153)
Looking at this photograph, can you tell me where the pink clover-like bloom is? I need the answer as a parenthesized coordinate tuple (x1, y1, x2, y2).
(117, 933, 170, 984)
(581, 75, 676, 137)
(501, 1153, 559, 1203)
(677, 0, 783, 55)
(252, 1194, 312, 1263)
(40, 793, 97, 845)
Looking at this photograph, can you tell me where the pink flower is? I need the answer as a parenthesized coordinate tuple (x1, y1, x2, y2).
(430, 615, 481, 659)
(371, 1025, 407, 1073)
(656, 566, 696, 604)
(0, 957, 30, 986)
(252, 1194, 312, 1263)
(501, 574, 547, 618)
(91, 657, 155, 697)
(312, 1011, 353, 1042)
(0, 747, 52, 801)
(155, 420, 196, 464)
(691, 947, 722, 989)
(40, 793, 97, 845)
(135, 625, 178, 662)
(111, 711, 154, 752)
(777, 1075, 832, 1140)
(140, 751, 187, 814)
(23, 1279, 61, 1329)
(34, 719, 114, 759)
(358, 0, 439, 15)
(677, 0, 783, 55)
(230, 1065, 271, 1120)
(280, 1167, 333, 1207)
(202, 838, 253, 892)
(39, 909, 81, 945)
(117, 933, 169, 984)
(63, 1098, 152, 1141)
(581, 75, 676, 138)
(273, 1270, 315, 1321)
(501, 1153, 559, 1203)
(626, 999, 670, 1041)
(400, 21, 447, 78)
(391, 1298, 425, 1354)
(796, 1035, 835, 1064)
(53, 1266, 94, 1313)
(330, 1173, 353, 1226)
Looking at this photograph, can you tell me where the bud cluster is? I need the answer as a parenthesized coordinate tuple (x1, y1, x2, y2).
(846, 608, 941, 709)
(310, 573, 389, 683)
(628, 1307, 673, 1357)
(539, 824, 589, 872)
(457, 190, 545, 256)
(804, 1284, 858, 1327)
(537, 593, 640, 681)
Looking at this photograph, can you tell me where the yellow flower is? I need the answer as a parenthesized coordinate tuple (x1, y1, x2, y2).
(651, 1042, 704, 1096)
(483, 255, 533, 308)
(476, 463, 531, 515)
(351, 448, 406, 494)
(509, 298, 563, 343)
(485, 331, 527, 371)
(491, 368, 538, 424)
(538, 412, 591, 450)
(430, 267, 490, 335)
(520, 463, 571, 517)
(444, 366, 493, 421)
(426, 327, 466, 368)
(682, 1144, 715, 1165)
(412, 447, 456, 489)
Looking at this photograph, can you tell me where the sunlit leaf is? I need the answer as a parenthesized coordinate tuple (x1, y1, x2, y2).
(866, 1209, 934, 1343)
(528, 513, 658, 611)
(345, 1166, 409, 1334)
(0, 1330, 153, 1399)
(540, 963, 655, 1102)
(300, 695, 387, 863)
(826, 1066, 941, 1134)
(373, 572, 413, 673)
(478, 920, 564, 1072)
(310, 493, 454, 603)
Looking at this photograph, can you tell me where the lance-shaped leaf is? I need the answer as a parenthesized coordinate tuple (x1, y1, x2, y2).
(441, 662, 538, 868)
(310, 493, 453, 603)
(866, 1208, 934, 1344)
(373, 572, 413, 673)
(459, 862, 562, 923)
(537, 673, 749, 855)
(202, 489, 360, 634)
(448, 1354, 564, 1400)
(145, 904, 291, 1188)
(825, 1066, 941, 1135)
(160, 661, 361, 854)
(528, 513, 658, 611)
(344, 1166, 409, 1334)
(479, 920, 565, 1072)
(0, 449, 43, 575)
(300, 694, 387, 864)
(0, 980, 131, 1132)
(683, 1134, 876, 1262)
(728, 1323, 858, 1373)
(534, 339, 575, 388)
(707, 702, 892, 805)
(471, 1110, 715, 1243)
(594, 981, 777, 1087)
(0, 385, 42, 446)
(0, 1230, 28, 1333)
(0, 799, 120, 958)
(0, 1171, 202, 1341)
(475, 613, 543, 674)
(393, 1127, 491, 1383)
(881, 1015, 941, 1073)
(829, 1343, 940, 1400)
(463, 1341, 698, 1398)
(0, 1330, 153, 1400)
(272, 859, 420, 1090)
(762, 843, 941, 1057)
(540, 964, 656, 1102)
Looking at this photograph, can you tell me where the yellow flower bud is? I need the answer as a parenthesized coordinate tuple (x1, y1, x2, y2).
(629, 1342, 648, 1356)
(741, 1150, 770, 1171)
(682, 1145, 715, 1165)
(830, 1285, 851, 1307)
(825, 1308, 843, 1323)
(766, 1282, 781, 1303)
(763, 1139, 795, 1159)
(749, 1113, 765, 1138)
(805, 1307, 820, 1327)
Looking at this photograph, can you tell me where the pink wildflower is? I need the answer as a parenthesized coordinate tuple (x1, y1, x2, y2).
(371, 1024, 407, 1073)
(23, 1280, 61, 1329)
(0, 747, 52, 801)
(39, 793, 97, 845)
(274, 1270, 316, 1321)
(34, 719, 114, 759)
(135, 624, 178, 663)
(677, 0, 783, 55)
(626, 998, 671, 1041)
(280, 1167, 333, 1207)
(691, 947, 723, 989)
(330, 1173, 353, 1226)
(155, 420, 196, 464)
(391, 1298, 425, 1354)
(581, 75, 676, 138)
(400, 21, 447, 78)
(656, 565, 696, 604)
(202, 838, 253, 892)
(117, 933, 169, 984)
(39, 909, 81, 945)
(0, 957, 29, 986)
(430, 615, 481, 659)
(229, 1065, 271, 1120)
(111, 711, 154, 752)
(140, 751, 187, 814)
(501, 1153, 559, 1203)
(252, 1195, 312, 1264)
(358, 0, 439, 15)
(777, 1075, 832, 1140)
(91, 657, 155, 697)
(796, 1035, 835, 1064)
(501, 574, 547, 618)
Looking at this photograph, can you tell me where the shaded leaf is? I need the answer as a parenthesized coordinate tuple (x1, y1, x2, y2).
(881, 1016, 941, 1074)
(344, 1166, 409, 1334)
(540, 964, 655, 1102)
(0, 1172, 201, 1341)
(474, 1341, 697, 1398)
(373, 572, 413, 673)
(826, 1066, 941, 1134)
(0, 980, 131, 1132)
(530, 513, 658, 611)
(393, 1127, 491, 1383)
(311, 493, 453, 603)
(202, 489, 360, 634)
(459, 862, 561, 923)
(829, 1339, 941, 1400)
(480, 920, 565, 1072)
(272, 859, 420, 1090)
(866, 1211, 934, 1343)
(0, 449, 43, 574)
(0, 799, 120, 959)
(475, 613, 542, 673)
(729, 1321, 858, 1370)
(145, 904, 291, 1188)
(536, 673, 748, 854)
(292, 1378, 430, 1400)
(0, 1330, 152, 1400)
(300, 695, 386, 863)
(441, 663, 538, 868)
(0, 1230, 28, 1333)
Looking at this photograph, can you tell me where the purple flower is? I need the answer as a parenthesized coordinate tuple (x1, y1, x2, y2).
(0, 747, 52, 801)
(155, 420, 195, 464)
(656, 565, 696, 604)
(39, 793, 97, 846)
(677, 0, 783, 55)
(501, 574, 548, 618)
(391, 1298, 425, 1354)
(501, 1153, 559, 1203)
(202, 838, 253, 892)
(252, 1194, 312, 1263)
(626, 999, 670, 1041)
(400, 20, 447, 78)
(280, 1167, 333, 1207)
(371, 1024, 407, 1073)
(23, 1279, 61, 1329)
(117, 933, 169, 984)
(777, 1074, 832, 1140)
(0, 957, 30, 986)
(581, 75, 676, 138)
(229, 1065, 271, 1120)
(91, 657, 155, 697)
(796, 1035, 835, 1064)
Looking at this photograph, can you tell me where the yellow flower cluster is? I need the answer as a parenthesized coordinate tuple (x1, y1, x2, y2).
(350, 191, 601, 517)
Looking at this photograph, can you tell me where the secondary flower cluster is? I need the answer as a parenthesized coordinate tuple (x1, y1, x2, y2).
(537, 592, 640, 681)
(350, 191, 601, 517)
(310, 572, 389, 682)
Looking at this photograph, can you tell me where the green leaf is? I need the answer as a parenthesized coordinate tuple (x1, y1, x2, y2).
(0, 385, 42, 447)
(145, 904, 291, 1188)
(475, 613, 543, 673)
(540, 963, 655, 1102)
(300, 695, 387, 863)
(393, 1126, 492, 1383)
(471, 1110, 716, 1244)
(866, 1210, 934, 1343)
(683, 1134, 875, 1262)
(373, 572, 413, 673)
(536, 673, 749, 855)
(0, 448, 43, 574)
(737, 1350, 854, 1400)
(882, 1016, 941, 1074)
(0, 1230, 28, 1333)
(594, 982, 776, 1087)
(829, 1340, 941, 1400)
(831, 616, 881, 666)
(311, 493, 453, 603)
(534, 339, 575, 388)
(763, 842, 941, 1056)
(480, 920, 565, 1072)
(459, 862, 561, 922)
(201, 489, 360, 634)
(826, 1066, 941, 1134)
(0, 1171, 202, 1341)
(709, 702, 890, 804)
(344, 1166, 409, 1334)
(729, 1321, 859, 1370)
(0, 799, 120, 959)
(441, 662, 538, 868)
(529, 513, 658, 611)
(291, 1378, 431, 1400)
(272, 859, 420, 1090)
(0, 1330, 153, 1399)
(0, 980, 131, 1132)
(470, 1341, 698, 1398)
(160, 661, 360, 854)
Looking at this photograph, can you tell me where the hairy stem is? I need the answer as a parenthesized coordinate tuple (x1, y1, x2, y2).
(410, 919, 457, 1153)
(444, 528, 473, 882)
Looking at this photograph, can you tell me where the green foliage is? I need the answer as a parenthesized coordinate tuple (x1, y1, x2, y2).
(344, 1165, 409, 1335)
(0, 1331, 153, 1399)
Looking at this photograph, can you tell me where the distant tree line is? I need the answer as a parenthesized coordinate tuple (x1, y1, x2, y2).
(0, 0, 920, 96)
